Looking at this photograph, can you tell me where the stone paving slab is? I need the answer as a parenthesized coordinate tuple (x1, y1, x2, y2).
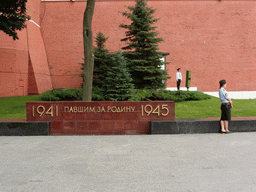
(1, 133, 256, 192)
(205, 91, 256, 99)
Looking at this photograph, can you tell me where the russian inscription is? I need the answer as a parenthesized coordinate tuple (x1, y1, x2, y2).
(26, 101, 175, 135)
(31, 104, 170, 117)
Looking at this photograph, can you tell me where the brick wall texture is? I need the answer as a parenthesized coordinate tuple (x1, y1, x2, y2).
(1, 0, 256, 97)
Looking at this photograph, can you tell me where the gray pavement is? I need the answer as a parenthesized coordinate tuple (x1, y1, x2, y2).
(1, 133, 256, 192)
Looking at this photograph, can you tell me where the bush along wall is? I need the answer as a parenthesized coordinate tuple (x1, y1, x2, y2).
(40, 89, 211, 102)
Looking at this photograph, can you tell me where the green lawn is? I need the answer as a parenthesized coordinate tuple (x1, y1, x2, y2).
(0, 95, 255, 119)
(0, 95, 42, 119)
(175, 96, 256, 119)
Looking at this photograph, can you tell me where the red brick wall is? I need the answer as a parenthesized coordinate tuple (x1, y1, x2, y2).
(40, 0, 256, 92)
(26, 21, 53, 94)
(1, 0, 256, 98)
(0, 0, 53, 97)
(0, 30, 29, 97)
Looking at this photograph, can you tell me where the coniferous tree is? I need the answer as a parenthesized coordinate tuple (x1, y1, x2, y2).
(104, 52, 134, 101)
(120, 0, 170, 89)
(93, 32, 110, 88)
(93, 32, 134, 101)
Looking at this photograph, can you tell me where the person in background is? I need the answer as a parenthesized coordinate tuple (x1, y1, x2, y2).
(219, 80, 233, 133)
(176, 68, 182, 91)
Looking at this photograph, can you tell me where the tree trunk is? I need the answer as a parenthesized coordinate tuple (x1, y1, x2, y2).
(82, 0, 95, 101)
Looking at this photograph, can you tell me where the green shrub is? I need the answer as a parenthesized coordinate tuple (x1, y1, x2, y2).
(41, 88, 106, 101)
(91, 87, 105, 101)
(41, 88, 211, 102)
(129, 90, 211, 102)
(41, 89, 82, 101)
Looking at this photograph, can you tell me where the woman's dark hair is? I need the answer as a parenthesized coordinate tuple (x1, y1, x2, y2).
(219, 80, 226, 88)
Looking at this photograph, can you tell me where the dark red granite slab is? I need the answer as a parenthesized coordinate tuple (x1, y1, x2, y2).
(26, 101, 175, 135)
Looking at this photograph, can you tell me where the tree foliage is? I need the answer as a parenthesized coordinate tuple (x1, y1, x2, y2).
(0, 0, 30, 40)
(120, 0, 170, 90)
(93, 32, 110, 88)
(104, 51, 134, 101)
(93, 32, 134, 101)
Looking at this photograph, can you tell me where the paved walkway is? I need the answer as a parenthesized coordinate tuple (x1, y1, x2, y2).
(205, 91, 256, 99)
(1, 133, 256, 192)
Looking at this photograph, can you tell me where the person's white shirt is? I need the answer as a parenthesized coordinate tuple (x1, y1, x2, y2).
(176, 72, 182, 81)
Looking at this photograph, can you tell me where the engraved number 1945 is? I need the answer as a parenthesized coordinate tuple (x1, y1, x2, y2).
(141, 104, 169, 117)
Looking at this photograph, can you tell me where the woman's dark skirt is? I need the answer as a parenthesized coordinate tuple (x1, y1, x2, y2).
(221, 103, 231, 121)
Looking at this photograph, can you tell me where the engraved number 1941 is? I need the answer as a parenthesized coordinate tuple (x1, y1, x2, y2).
(32, 105, 58, 117)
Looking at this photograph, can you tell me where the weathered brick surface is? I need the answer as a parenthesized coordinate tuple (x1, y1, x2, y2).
(1, 0, 256, 97)
(0, 0, 52, 97)
(0, 29, 29, 97)
(40, 0, 256, 91)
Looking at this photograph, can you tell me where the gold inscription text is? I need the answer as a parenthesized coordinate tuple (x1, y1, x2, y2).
(33, 105, 59, 117)
(141, 104, 170, 117)
(64, 106, 135, 113)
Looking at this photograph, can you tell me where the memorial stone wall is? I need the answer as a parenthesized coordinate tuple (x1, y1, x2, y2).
(27, 101, 175, 135)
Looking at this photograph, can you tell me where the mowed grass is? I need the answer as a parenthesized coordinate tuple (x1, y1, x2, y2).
(0, 95, 255, 119)
(0, 95, 42, 119)
(175, 96, 256, 119)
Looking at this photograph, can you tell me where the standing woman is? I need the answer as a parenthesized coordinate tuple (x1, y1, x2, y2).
(219, 80, 233, 133)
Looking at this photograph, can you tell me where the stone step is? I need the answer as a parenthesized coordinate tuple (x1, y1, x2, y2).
(0, 122, 50, 136)
(151, 120, 256, 134)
